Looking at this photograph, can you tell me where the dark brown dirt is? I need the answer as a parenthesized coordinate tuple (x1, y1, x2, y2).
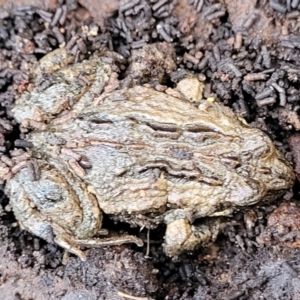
(258, 201, 300, 247)
(225, 0, 280, 42)
(1, 0, 300, 299)
(0, 223, 158, 299)
(78, 0, 118, 26)
(0, 0, 57, 9)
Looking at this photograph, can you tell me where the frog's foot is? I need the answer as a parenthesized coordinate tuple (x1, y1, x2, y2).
(163, 218, 225, 257)
(54, 228, 143, 261)
(57, 236, 143, 262)
(73, 235, 144, 248)
(54, 236, 87, 261)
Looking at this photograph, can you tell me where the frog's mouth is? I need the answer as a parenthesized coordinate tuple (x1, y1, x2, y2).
(257, 154, 295, 193)
(263, 190, 286, 203)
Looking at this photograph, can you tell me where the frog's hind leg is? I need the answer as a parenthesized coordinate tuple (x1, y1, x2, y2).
(53, 226, 144, 261)
(163, 218, 225, 257)
(73, 235, 144, 248)
(6, 185, 88, 261)
(52, 226, 144, 261)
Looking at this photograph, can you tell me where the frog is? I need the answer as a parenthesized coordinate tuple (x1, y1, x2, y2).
(5, 45, 295, 261)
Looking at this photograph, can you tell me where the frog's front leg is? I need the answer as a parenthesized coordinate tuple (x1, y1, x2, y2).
(163, 218, 225, 257)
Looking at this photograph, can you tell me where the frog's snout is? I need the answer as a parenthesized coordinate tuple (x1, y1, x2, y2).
(265, 156, 295, 192)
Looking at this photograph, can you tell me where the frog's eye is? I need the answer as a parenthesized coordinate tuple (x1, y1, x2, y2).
(245, 144, 271, 159)
(257, 145, 271, 158)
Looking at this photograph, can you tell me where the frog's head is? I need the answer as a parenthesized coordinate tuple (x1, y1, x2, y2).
(239, 129, 295, 203)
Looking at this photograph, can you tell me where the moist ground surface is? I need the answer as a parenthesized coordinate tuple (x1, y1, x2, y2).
(1, 0, 300, 299)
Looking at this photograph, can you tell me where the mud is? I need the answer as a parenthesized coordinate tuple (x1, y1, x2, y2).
(1, 0, 300, 299)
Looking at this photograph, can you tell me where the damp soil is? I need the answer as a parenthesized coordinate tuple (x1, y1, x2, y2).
(1, 0, 300, 299)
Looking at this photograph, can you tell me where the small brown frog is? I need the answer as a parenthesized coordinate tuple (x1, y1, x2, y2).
(5, 46, 295, 261)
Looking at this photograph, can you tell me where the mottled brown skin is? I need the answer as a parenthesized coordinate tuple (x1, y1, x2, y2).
(5, 48, 295, 260)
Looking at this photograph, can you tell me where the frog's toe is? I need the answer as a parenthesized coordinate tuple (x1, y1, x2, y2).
(54, 236, 87, 261)
(55, 234, 143, 262)
(164, 218, 224, 257)
(73, 234, 144, 248)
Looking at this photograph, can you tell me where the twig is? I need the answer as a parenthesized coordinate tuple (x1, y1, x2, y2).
(118, 291, 151, 300)
(146, 228, 150, 257)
